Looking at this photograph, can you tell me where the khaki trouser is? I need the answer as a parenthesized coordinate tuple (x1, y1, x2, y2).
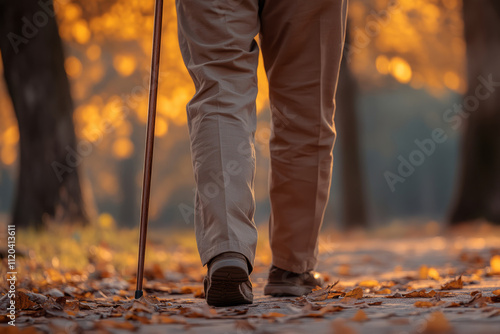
(176, 0, 347, 273)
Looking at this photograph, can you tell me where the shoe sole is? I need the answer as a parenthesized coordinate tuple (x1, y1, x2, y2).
(264, 283, 316, 297)
(205, 258, 253, 307)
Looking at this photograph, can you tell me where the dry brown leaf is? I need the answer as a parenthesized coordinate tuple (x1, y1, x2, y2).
(465, 293, 491, 308)
(492, 289, 500, 296)
(15, 291, 37, 310)
(345, 287, 363, 299)
(307, 281, 343, 301)
(440, 276, 463, 290)
(351, 309, 368, 322)
(368, 301, 383, 306)
(403, 289, 437, 298)
(489, 296, 500, 303)
(422, 311, 452, 333)
(414, 301, 436, 308)
(129, 299, 157, 313)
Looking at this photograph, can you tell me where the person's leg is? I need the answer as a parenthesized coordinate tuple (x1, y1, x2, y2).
(260, 0, 348, 274)
(176, 0, 260, 271)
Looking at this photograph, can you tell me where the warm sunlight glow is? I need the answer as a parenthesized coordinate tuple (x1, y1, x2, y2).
(86, 44, 102, 61)
(64, 56, 83, 79)
(112, 137, 134, 159)
(113, 55, 137, 77)
(72, 19, 91, 44)
(376, 55, 390, 75)
(390, 57, 412, 84)
(155, 117, 168, 137)
(444, 71, 461, 91)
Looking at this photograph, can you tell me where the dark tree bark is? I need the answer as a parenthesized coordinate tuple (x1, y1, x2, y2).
(449, 0, 500, 224)
(335, 27, 368, 230)
(0, 0, 88, 227)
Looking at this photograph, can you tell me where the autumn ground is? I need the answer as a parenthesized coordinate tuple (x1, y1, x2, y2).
(1, 219, 500, 334)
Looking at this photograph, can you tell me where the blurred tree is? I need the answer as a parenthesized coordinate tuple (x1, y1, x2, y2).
(336, 26, 368, 230)
(449, 0, 500, 225)
(0, 0, 88, 227)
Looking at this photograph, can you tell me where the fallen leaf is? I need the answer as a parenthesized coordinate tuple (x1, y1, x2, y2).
(15, 291, 37, 310)
(345, 287, 363, 299)
(492, 289, 500, 296)
(307, 281, 343, 301)
(351, 309, 368, 322)
(440, 276, 463, 290)
(129, 299, 157, 313)
(368, 301, 383, 306)
(414, 301, 436, 308)
(465, 293, 491, 308)
(403, 289, 436, 298)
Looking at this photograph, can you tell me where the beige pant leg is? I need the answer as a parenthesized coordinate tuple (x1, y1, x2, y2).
(260, 0, 348, 273)
(176, 0, 260, 270)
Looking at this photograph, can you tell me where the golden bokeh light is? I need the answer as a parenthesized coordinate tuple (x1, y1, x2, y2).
(155, 117, 168, 137)
(72, 19, 91, 44)
(376, 55, 390, 75)
(113, 54, 137, 77)
(390, 57, 412, 84)
(112, 138, 134, 159)
(64, 56, 83, 79)
(1, 146, 17, 166)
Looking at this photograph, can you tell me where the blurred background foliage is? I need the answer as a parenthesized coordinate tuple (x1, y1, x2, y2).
(0, 0, 471, 229)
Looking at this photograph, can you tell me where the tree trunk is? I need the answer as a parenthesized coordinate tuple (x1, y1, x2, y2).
(449, 0, 500, 224)
(335, 27, 368, 230)
(0, 0, 88, 227)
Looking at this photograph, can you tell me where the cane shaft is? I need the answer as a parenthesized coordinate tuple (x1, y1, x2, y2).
(135, 0, 164, 299)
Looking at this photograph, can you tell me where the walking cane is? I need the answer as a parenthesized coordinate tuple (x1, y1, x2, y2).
(135, 0, 164, 299)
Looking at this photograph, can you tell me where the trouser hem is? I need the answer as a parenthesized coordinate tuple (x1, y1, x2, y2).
(200, 240, 255, 274)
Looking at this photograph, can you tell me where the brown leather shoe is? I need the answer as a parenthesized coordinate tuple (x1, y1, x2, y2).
(204, 252, 253, 307)
(264, 265, 323, 297)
